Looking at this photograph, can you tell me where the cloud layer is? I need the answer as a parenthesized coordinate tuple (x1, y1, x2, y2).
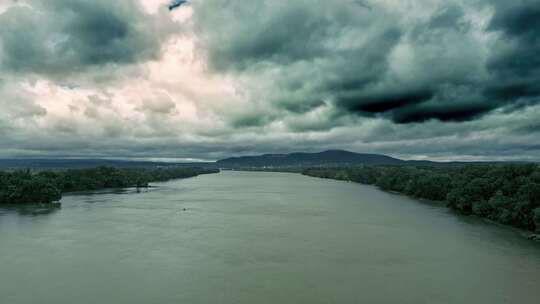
(0, 0, 179, 78)
(192, 0, 540, 124)
(0, 0, 539, 161)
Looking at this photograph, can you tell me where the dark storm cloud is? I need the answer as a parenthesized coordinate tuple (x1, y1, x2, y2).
(390, 102, 493, 124)
(484, 0, 540, 104)
(338, 89, 434, 115)
(169, 0, 188, 11)
(0, 0, 174, 77)
(196, 1, 346, 71)
(489, 0, 540, 37)
(193, 0, 540, 126)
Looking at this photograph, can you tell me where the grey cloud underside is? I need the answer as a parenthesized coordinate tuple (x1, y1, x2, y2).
(485, 1, 540, 103)
(193, 0, 540, 125)
(0, 0, 174, 77)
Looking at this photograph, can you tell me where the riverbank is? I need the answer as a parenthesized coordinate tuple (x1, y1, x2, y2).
(302, 165, 540, 238)
(0, 167, 219, 205)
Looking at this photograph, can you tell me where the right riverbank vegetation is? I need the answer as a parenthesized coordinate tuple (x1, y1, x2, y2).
(0, 166, 219, 205)
(303, 164, 540, 233)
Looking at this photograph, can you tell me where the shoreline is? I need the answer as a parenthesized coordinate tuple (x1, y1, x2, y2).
(303, 172, 540, 243)
(0, 167, 220, 206)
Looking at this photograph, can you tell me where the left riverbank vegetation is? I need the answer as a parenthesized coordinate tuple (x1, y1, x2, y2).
(303, 164, 540, 232)
(0, 166, 219, 205)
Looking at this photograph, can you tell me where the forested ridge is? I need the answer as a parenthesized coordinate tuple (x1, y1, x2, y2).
(303, 164, 540, 232)
(0, 166, 219, 205)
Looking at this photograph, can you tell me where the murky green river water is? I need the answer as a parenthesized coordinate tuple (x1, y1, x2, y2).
(1, 171, 539, 303)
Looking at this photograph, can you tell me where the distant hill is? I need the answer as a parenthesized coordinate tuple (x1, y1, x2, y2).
(1, 150, 513, 171)
(216, 150, 409, 168)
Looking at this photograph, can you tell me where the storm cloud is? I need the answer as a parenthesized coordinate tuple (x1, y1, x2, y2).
(0, 0, 176, 77)
(168, 0, 188, 11)
(192, 0, 540, 124)
(1, 0, 540, 161)
(484, 0, 540, 104)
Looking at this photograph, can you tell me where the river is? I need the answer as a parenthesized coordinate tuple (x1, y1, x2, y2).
(1, 171, 539, 303)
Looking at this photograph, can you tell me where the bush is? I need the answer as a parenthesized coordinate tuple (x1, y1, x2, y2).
(534, 208, 540, 232)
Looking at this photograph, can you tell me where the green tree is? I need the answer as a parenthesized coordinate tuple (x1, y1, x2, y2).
(534, 207, 540, 232)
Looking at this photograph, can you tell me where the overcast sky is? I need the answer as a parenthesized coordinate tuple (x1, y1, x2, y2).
(0, 0, 539, 161)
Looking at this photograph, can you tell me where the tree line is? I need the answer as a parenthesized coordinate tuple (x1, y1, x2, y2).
(303, 164, 540, 232)
(0, 166, 219, 205)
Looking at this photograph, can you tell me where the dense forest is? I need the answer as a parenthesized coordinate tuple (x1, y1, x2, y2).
(303, 164, 540, 232)
(0, 166, 219, 205)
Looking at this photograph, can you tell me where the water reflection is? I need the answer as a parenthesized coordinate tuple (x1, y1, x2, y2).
(0, 203, 61, 217)
(0, 187, 151, 216)
(65, 187, 154, 197)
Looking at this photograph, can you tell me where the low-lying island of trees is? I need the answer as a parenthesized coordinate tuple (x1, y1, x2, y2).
(303, 164, 540, 233)
(0, 166, 219, 205)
